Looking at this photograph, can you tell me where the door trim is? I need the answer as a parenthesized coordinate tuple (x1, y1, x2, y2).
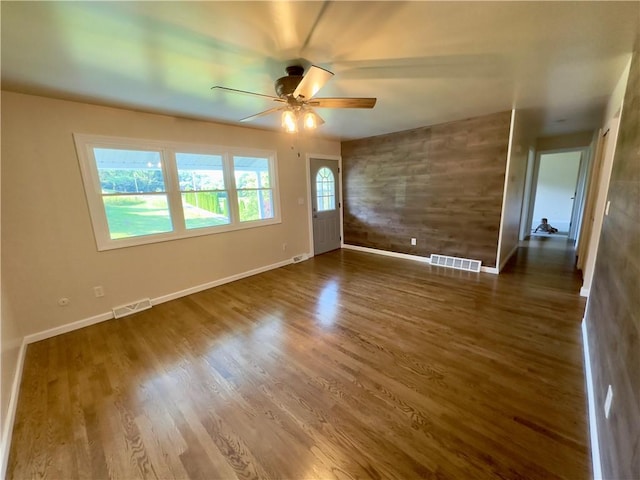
(569, 149, 590, 241)
(523, 146, 588, 239)
(519, 147, 536, 241)
(305, 153, 343, 257)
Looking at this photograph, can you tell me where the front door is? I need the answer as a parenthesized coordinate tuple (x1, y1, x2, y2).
(310, 158, 341, 255)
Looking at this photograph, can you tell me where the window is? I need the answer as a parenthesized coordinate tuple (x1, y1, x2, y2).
(316, 167, 335, 211)
(75, 134, 280, 250)
(94, 148, 173, 239)
(234, 156, 274, 222)
(176, 153, 231, 230)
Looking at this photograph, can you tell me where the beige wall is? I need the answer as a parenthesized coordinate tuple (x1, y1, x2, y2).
(1, 91, 339, 338)
(603, 56, 632, 126)
(1, 289, 22, 457)
(1, 119, 25, 469)
(580, 57, 629, 296)
(497, 110, 535, 269)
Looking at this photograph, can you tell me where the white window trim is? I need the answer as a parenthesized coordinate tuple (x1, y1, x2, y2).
(74, 133, 281, 251)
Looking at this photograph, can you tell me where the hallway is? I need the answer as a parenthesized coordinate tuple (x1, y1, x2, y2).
(504, 236, 586, 294)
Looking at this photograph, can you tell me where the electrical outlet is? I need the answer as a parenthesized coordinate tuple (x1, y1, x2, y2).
(411, 238, 417, 246)
(94, 286, 105, 298)
(282, 243, 287, 251)
(604, 385, 613, 418)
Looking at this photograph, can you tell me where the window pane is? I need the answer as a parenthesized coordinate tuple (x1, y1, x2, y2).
(260, 171, 271, 188)
(94, 148, 166, 193)
(182, 192, 231, 229)
(176, 153, 225, 191)
(234, 156, 271, 188)
(238, 189, 274, 222)
(316, 167, 335, 211)
(103, 194, 173, 239)
(235, 171, 258, 188)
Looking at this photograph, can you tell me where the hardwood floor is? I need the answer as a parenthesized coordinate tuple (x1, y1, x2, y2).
(8, 240, 590, 479)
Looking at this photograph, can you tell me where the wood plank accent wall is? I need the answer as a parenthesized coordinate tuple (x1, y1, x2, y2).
(341, 111, 511, 267)
(585, 33, 639, 480)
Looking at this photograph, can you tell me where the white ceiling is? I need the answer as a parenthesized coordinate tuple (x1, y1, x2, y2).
(2, 1, 638, 140)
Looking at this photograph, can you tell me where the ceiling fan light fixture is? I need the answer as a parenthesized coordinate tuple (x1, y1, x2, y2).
(282, 109, 297, 133)
(303, 110, 318, 130)
(214, 64, 376, 132)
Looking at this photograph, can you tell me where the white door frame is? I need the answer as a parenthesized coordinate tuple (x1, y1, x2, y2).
(579, 114, 621, 297)
(570, 147, 592, 241)
(523, 146, 589, 239)
(305, 153, 343, 257)
(519, 147, 536, 241)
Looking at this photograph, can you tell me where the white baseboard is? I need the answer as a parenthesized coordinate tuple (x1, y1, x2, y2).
(481, 266, 499, 275)
(342, 244, 499, 274)
(342, 244, 431, 263)
(582, 318, 603, 480)
(580, 286, 590, 298)
(24, 311, 113, 345)
(152, 257, 297, 305)
(0, 339, 27, 480)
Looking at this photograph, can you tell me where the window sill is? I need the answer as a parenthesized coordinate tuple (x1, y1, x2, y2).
(94, 217, 282, 251)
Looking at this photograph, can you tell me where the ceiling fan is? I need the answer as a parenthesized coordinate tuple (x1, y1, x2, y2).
(212, 65, 377, 133)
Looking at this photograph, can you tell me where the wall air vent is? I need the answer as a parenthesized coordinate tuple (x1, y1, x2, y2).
(292, 254, 308, 263)
(429, 254, 482, 273)
(112, 298, 152, 319)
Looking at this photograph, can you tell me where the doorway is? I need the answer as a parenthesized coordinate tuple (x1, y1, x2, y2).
(309, 157, 341, 255)
(527, 150, 583, 239)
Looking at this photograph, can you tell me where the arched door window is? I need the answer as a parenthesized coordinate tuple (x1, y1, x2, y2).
(316, 167, 335, 211)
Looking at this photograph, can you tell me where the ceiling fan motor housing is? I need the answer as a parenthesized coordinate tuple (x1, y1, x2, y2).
(275, 65, 305, 98)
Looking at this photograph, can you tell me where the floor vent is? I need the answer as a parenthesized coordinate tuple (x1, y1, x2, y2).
(292, 254, 308, 263)
(112, 298, 152, 319)
(430, 254, 482, 272)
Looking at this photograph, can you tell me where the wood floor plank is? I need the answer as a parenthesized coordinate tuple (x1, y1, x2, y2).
(8, 238, 590, 479)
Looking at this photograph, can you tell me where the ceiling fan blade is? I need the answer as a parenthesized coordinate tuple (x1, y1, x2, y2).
(309, 97, 377, 109)
(335, 55, 503, 80)
(292, 65, 334, 100)
(239, 106, 285, 122)
(212, 86, 283, 102)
